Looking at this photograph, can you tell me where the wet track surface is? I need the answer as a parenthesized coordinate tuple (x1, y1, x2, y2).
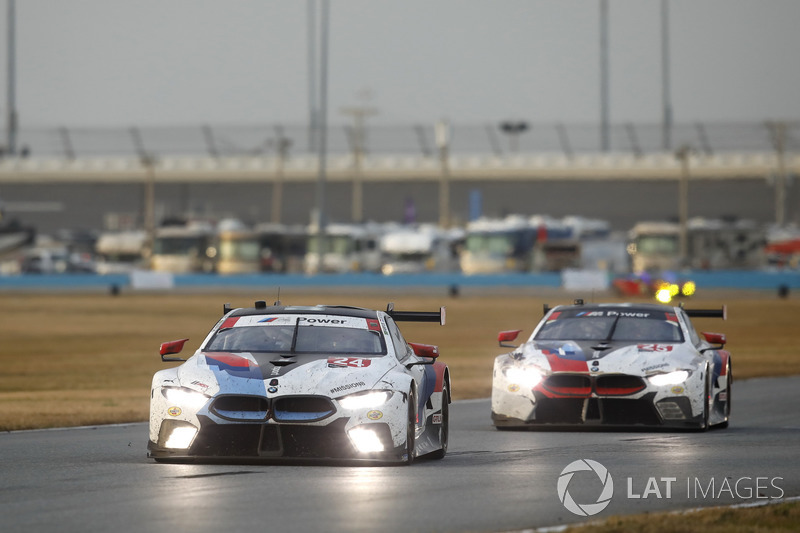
(2, 376, 799, 533)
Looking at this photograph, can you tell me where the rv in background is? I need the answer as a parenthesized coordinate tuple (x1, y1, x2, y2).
(379, 225, 463, 275)
(94, 230, 147, 274)
(215, 222, 308, 274)
(627, 218, 767, 273)
(0, 202, 36, 260)
(765, 225, 800, 269)
(214, 220, 261, 275)
(255, 223, 307, 273)
(149, 220, 216, 273)
(304, 223, 383, 274)
(459, 215, 578, 274)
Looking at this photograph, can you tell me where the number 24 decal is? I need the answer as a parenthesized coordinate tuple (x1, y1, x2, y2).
(327, 357, 372, 368)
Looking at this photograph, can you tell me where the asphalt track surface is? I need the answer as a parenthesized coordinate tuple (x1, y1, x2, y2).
(2, 376, 799, 533)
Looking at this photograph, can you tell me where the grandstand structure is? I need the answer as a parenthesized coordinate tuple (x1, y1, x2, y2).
(0, 120, 798, 234)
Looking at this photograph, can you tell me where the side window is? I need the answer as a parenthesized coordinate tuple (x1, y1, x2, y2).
(680, 310, 702, 346)
(386, 317, 413, 361)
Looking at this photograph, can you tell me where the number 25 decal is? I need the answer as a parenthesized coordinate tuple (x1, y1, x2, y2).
(638, 344, 673, 352)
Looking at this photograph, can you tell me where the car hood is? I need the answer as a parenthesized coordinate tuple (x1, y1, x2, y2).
(514, 340, 701, 375)
(175, 351, 393, 398)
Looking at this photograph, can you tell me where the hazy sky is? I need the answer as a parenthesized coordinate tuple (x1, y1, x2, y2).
(3, 0, 799, 128)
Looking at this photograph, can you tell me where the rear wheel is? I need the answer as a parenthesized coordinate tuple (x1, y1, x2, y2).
(717, 360, 732, 428)
(430, 384, 449, 460)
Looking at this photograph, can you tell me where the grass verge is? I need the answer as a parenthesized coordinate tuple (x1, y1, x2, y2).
(0, 289, 797, 431)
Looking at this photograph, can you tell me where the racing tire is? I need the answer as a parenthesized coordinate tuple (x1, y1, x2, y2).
(429, 384, 450, 460)
(699, 366, 711, 431)
(401, 388, 416, 465)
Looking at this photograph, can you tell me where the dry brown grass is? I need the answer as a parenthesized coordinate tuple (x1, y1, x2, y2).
(1, 288, 797, 431)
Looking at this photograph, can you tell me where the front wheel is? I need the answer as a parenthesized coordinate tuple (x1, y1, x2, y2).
(699, 367, 711, 431)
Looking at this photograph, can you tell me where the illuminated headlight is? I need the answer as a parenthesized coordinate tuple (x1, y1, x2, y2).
(348, 426, 385, 453)
(655, 288, 672, 303)
(648, 370, 690, 387)
(164, 426, 198, 449)
(681, 281, 696, 296)
(338, 391, 392, 410)
(162, 387, 210, 409)
(503, 365, 544, 388)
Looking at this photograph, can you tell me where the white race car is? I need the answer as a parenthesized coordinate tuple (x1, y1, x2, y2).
(148, 301, 450, 463)
(491, 300, 731, 430)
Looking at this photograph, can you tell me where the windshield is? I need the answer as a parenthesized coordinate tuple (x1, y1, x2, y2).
(535, 310, 684, 342)
(206, 324, 387, 355)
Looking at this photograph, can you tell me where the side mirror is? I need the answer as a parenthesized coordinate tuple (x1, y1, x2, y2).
(498, 330, 522, 348)
(700, 331, 726, 352)
(406, 342, 439, 368)
(409, 342, 439, 359)
(160, 338, 189, 362)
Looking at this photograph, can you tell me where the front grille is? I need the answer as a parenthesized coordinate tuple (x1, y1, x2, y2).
(541, 373, 646, 398)
(210, 395, 269, 421)
(595, 375, 646, 396)
(543, 374, 591, 397)
(273, 396, 336, 422)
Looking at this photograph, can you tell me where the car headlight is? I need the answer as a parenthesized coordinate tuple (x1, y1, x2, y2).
(338, 391, 392, 410)
(162, 387, 210, 409)
(503, 365, 544, 388)
(164, 425, 199, 449)
(648, 370, 690, 387)
(348, 426, 386, 453)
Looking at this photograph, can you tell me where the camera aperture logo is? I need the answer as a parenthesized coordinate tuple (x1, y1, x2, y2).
(557, 459, 614, 516)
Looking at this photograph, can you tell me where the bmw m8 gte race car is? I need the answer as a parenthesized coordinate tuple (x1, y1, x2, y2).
(148, 301, 450, 464)
(491, 300, 731, 430)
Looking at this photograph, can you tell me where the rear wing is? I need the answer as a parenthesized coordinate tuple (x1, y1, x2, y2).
(685, 305, 727, 320)
(386, 303, 446, 326)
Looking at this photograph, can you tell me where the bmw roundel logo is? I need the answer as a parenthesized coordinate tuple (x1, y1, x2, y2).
(557, 459, 614, 516)
(268, 386, 278, 393)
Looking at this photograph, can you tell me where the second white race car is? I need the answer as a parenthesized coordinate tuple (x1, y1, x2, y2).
(491, 300, 731, 430)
